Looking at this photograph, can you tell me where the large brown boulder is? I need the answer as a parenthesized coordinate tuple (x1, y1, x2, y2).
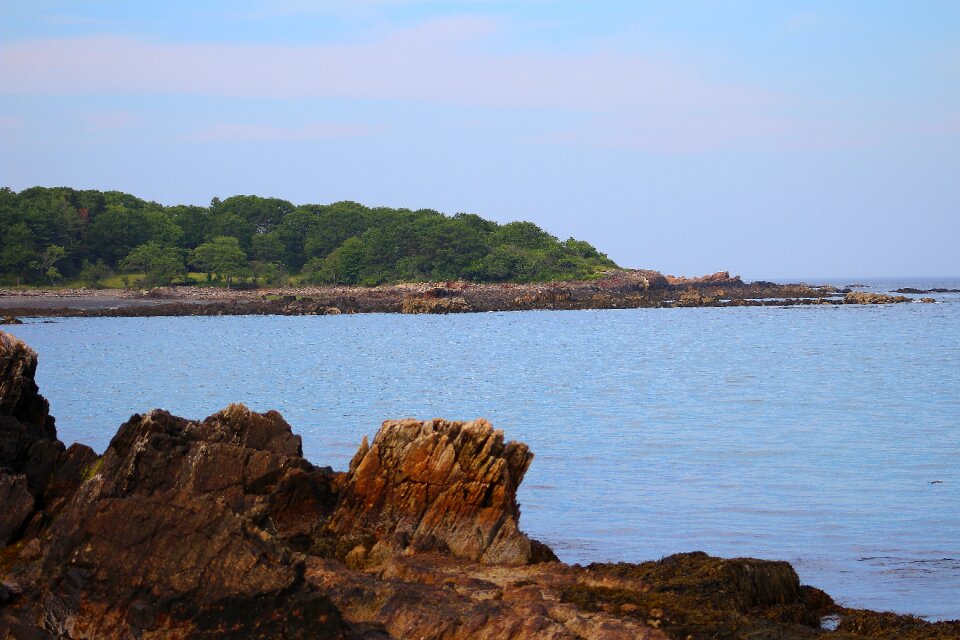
(327, 419, 554, 566)
(2, 405, 348, 639)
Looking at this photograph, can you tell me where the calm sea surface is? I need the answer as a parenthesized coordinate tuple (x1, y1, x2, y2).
(5, 279, 959, 620)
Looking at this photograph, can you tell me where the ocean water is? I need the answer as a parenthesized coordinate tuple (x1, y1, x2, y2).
(4, 279, 959, 620)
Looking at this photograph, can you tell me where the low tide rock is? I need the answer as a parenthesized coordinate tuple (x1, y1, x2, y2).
(844, 291, 909, 304)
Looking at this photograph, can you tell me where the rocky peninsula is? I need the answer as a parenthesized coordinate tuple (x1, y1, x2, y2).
(2, 331, 957, 639)
(0, 271, 915, 320)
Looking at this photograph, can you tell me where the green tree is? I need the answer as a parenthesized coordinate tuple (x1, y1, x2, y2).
(325, 237, 368, 285)
(251, 232, 285, 263)
(250, 261, 288, 286)
(492, 221, 556, 250)
(79, 259, 112, 288)
(302, 201, 371, 262)
(17, 188, 81, 266)
(87, 205, 153, 265)
(168, 205, 210, 248)
(0, 222, 37, 286)
(301, 256, 335, 285)
(119, 242, 186, 286)
(190, 236, 248, 288)
(31, 245, 67, 285)
(217, 195, 294, 235)
(275, 208, 323, 269)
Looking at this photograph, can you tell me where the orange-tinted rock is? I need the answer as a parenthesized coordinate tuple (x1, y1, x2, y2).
(665, 270, 743, 286)
(307, 553, 668, 640)
(328, 418, 554, 566)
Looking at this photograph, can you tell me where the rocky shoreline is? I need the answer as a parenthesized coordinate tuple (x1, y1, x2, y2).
(0, 271, 916, 320)
(2, 331, 958, 639)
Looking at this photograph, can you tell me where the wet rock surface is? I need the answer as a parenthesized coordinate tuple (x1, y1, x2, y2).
(2, 330, 957, 639)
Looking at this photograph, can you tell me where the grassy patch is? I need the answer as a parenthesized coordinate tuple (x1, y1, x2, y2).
(81, 457, 104, 481)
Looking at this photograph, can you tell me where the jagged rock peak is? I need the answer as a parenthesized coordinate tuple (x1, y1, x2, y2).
(106, 403, 302, 465)
(8, 403, 346, 638)
(329, 418, 554, 566)
(0, 330, 55, 437)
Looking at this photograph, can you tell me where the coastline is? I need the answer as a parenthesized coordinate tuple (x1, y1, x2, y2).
(0, 270, 915, 319)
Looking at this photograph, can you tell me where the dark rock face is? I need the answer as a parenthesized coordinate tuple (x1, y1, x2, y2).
(0, 333, 98, 538)
(327, 419, 554, 567)
(0, 332, 55, 435)
(4, 405, 347, 638)
(562, 552, 838, 639)
(0, 473, 34, 545)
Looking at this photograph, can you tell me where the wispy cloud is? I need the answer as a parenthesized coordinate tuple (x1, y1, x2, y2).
(79, 110, 142, 131)
(0, 114, 24, 132)
(186, 121, 388, 142)
(0, 17, 785, 151)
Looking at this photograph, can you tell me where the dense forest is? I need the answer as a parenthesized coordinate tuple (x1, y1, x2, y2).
(0, 186, 616, 288)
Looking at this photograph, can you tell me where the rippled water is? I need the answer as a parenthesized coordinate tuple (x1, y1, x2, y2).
(5, 280, 959, 620)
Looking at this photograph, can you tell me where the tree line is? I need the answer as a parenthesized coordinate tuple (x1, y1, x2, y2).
(0, 186, 617, 287)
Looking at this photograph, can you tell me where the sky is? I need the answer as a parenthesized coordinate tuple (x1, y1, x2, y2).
(1, 1, 958, 279)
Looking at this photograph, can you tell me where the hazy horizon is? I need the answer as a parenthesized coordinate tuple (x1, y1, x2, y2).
(2, 1, 958, 279)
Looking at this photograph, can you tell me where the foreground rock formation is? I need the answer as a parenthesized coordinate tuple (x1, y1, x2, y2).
(2, 331, 958, 639)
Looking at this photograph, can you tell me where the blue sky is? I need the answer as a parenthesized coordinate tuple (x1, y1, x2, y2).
(1, 1, 957, 278)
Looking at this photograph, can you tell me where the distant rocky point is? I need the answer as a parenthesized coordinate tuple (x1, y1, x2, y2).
(2, 331, 956, 639)
(893, 287, 960, 294)
(0, 270, 916, 319)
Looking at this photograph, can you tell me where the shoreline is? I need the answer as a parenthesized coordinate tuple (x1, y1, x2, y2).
(0, 270, 915, 319)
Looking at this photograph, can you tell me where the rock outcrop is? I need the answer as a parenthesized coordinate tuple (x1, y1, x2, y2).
(844, 291, 910, 304)
(1, 403, 348, 639)
(0, 332, 55, 435)
(0, 333, 97, 550)
(401, 287, 473, 314)
(327, 419, 554, 567)
(664, 270, 743, 286)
